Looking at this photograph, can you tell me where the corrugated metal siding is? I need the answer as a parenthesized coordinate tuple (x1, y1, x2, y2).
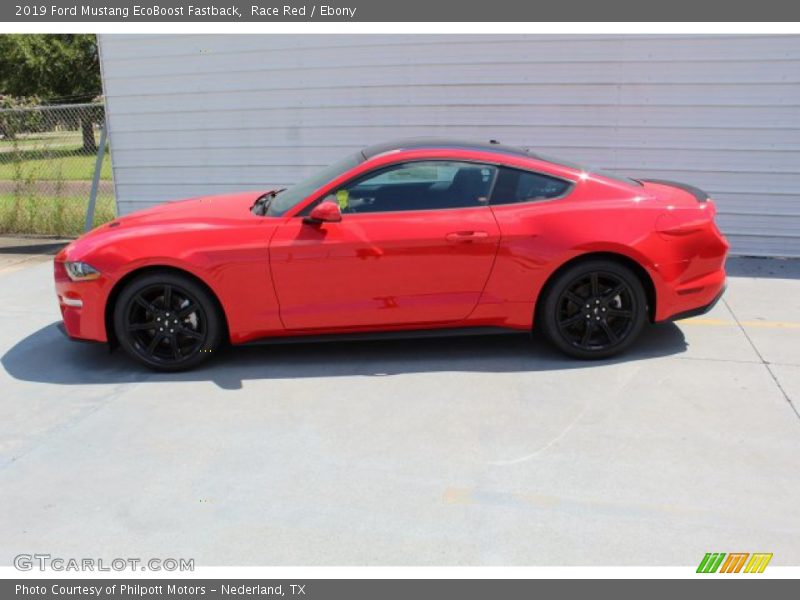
(98, 34, 800, 257)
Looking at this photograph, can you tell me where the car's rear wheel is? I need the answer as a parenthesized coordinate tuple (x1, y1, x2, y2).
(538, 259, 647, 359)
(113, 271, 222, 371)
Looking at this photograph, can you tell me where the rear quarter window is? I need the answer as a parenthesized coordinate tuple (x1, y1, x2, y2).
(490, 167, 572, 205)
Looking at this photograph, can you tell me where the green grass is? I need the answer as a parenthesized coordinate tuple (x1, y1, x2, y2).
(1, 131, 84, 150)
(0, 144, 112, 181)
(0, 129, 116, 236)
(0, 194, 116, 237)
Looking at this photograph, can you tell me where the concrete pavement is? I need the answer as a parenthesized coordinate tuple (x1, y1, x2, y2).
(0, 236, 72, 275)
(0, 254, 798, 566)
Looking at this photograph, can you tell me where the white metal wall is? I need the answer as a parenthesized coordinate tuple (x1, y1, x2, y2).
(98, 34, 800, 257)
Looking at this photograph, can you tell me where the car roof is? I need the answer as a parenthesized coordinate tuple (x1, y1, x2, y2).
(360, 139, 642, 188)
(361, 138, 534, 160)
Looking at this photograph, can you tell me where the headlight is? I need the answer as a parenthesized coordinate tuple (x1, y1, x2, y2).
(64, 261, 100, 281)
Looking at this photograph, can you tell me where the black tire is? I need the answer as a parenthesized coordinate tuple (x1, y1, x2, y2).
(113, 271, 223, 371)
(537, 259, 648, 359)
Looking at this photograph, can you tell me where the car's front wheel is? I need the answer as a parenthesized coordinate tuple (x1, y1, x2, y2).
(538, 259, 648, 359)
(113, 271, 223, 371)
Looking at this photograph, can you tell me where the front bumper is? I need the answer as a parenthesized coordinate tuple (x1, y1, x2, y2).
(55, 321, 104, 344)
(54, 259, 111, 342)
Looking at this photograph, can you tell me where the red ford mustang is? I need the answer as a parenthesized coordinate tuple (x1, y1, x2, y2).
(54, 139, 728, 370)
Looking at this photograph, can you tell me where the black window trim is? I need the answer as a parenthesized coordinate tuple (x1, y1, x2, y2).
(489, 165, 575, 207)
(296, 158, 576, 217)
(297, 159, 501, 217)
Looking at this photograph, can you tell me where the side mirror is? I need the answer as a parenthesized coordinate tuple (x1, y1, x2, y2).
(303, 200, 342, 225)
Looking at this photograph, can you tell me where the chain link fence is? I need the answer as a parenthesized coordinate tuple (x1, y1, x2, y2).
(0, 102, 115, 237)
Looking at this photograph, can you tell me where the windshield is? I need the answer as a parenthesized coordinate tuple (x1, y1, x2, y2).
(267, 152, 364, 216)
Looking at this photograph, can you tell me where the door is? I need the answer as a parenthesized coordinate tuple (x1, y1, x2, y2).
(269, 161, 501, 330)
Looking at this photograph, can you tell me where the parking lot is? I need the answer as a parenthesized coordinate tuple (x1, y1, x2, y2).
(0, 242, 798, 566)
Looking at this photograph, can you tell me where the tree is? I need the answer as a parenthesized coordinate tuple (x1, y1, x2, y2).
(0, 34, 102, 152)
(0, 95, 42, 140)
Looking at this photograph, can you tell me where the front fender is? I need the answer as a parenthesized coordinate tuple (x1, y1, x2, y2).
(64, 221, 284, 344)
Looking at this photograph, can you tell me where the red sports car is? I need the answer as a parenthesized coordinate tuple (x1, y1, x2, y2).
(54, 139, 728, 370)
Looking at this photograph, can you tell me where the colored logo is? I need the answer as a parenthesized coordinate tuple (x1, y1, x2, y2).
(697, 552, 773, 573)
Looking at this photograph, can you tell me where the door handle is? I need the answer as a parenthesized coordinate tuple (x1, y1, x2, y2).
(445, 231, 489, 243)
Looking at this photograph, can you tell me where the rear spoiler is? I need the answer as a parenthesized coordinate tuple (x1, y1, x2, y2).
(639, 179, 709, 202)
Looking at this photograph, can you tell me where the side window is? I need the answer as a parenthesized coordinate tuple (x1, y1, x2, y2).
(490, 167, 571, 205)
(311, 161, 497, 214)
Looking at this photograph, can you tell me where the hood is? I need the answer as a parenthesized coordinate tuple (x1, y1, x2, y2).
(112, 190, 265, 226)
(57, 190, 270, 262)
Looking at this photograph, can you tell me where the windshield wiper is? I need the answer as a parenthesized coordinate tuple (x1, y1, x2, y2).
(251, 188, 286, 216)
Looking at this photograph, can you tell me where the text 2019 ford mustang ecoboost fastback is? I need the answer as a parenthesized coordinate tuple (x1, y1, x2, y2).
(54, 139, 729, 370)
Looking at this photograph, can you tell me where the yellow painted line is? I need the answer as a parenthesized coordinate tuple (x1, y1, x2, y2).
(442, 486, 698, 517)
(678, 318, 733, 326)
(442, 487, 472, 505)
(740, 320, 800, 329)
(679, 318, 800, 329)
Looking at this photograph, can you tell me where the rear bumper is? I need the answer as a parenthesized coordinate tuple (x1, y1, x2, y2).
(656, 264, 727, 321)
(654, 263, 727, 322)
(666, 284, 726, 321)
(649, 211, 729, 322)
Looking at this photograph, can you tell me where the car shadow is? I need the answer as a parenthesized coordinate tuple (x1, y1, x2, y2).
(1, 321, 688, 390)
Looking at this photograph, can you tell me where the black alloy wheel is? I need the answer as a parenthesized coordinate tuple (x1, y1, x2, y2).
(114, 272, 222, 370)
(539, 259, 647, 359)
